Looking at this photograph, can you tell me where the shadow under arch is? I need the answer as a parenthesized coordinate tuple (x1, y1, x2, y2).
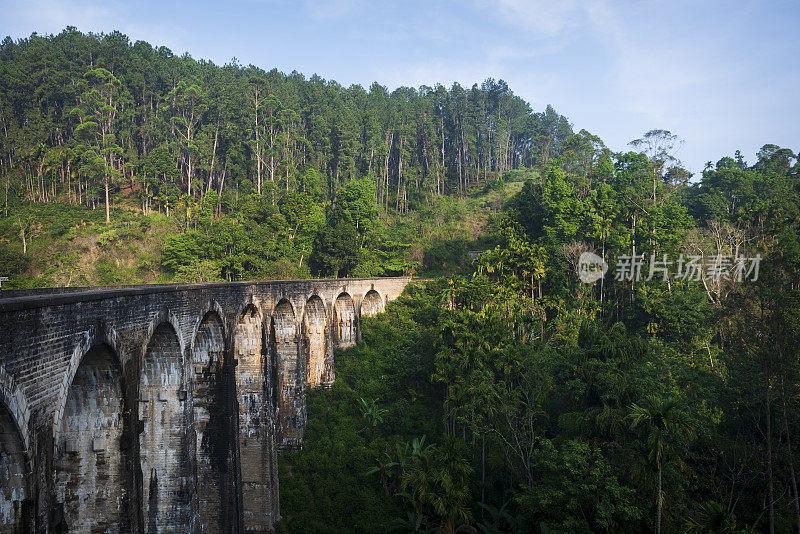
(53, 323, 123, 433)
(0, 394, 32, 532)
(191, 309, 227, 531)
(189, 300, 228, 354)
(302, 295, 327, 388)
(0, 364, 30, 457)
(140, 320, 189, 532)
(54, 342, 128, 532)
(333, 292, 356, 346)
(362, 289, 384, 317)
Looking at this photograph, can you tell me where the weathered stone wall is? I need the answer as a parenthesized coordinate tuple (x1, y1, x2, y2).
(235, 303, 275, 532)
(0, 277, 408, 533)
(191, 311, 225, 533)
(141, 322, 189, 533)
(55, 344, 126, 533)
(0, 402, 30, 532)
(302, 297, 326, 388)
(333, 293, 356, 347)
(273, 299, 302, 451)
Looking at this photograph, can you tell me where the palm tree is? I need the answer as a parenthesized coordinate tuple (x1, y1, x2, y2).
(358, 396, 388, 433)
(401, 438, 474, 534)
(684, 501, 740, 533)
(476, 501, 514, 534)
(387, 511, 436, 533)
(629, 395, 692, 534)
(366, 451, 399, 495)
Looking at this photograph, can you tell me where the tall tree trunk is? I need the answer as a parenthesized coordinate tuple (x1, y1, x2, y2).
(780, 371, 800, 533)
(396, 136, 404, 214)
(766, 361, 775, 534)
(187, 110, 193, 197)
(255, 97, 261, 195)
(383, 131, 393, 211)
(656, 462, 662, 534)
(208, 120, 219, 198)
(481, 434, 485, 505)
(631, 213, 637, 301)
(105, 174, 110, 223)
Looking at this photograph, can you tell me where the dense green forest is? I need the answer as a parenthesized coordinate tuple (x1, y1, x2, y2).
(0, 28, 572, 286)
(2, 27, 800, 534)
(280, 145, 800, 533)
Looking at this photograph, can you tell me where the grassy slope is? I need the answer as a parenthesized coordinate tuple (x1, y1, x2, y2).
(0, 174, 531, 288)
(0, 204, 178, 288)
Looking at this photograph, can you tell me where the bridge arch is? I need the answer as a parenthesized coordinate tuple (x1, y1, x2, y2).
(302, 295, 327, 388)
(272, 298, 302, 448)
(190, 309, 226, 530)
(140, 318, 189, 531)
(54, 342, 127, 532)
(234, 299, 278, 530)
(54, 324, 123, 432)
(0, 366, 31, 532)
(189, 300, 227, 354)
(333, 292, 356, 346)
(0, 365, 30, 455)
(361, 289, 385, 317)
(140, 310, 186, 365)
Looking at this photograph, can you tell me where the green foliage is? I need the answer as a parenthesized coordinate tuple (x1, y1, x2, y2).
(516, 439, 641, 533)
(310, 220, 360, 277)
(0, 27, 583, 285)
(2, 26, 800, 534)
(0, 243, 29, 277)
(280, 138, 800, 533)
(95, 256, 139, 285)
(400, 437, 474, 533)
(0, 28, 574, 237)
(173, 258, 224, 283)
(332, 176, 379, 239)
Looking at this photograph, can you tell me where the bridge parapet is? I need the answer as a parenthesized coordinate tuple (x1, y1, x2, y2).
(0, 276, 409, 532)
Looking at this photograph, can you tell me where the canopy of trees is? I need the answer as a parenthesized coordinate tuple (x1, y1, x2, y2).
(3, 26, 800, 534)
(0, 28, 572, 219)
(281, 145, 800, 534)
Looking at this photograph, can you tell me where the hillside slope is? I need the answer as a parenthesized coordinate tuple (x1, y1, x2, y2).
(0, 172, 531, 288)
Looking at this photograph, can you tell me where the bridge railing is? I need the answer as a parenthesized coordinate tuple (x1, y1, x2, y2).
(0, 277, 411, 311)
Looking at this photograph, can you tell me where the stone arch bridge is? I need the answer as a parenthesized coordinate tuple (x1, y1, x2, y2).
(0, 277, 409, 533)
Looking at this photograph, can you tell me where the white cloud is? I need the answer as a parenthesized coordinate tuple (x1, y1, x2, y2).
(478, 0, 584, 36)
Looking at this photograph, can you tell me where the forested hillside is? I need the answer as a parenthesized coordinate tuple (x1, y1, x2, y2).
(0, 28, 574, 286)
(280, 145, 800, 533)
(3, 26, 800, 534)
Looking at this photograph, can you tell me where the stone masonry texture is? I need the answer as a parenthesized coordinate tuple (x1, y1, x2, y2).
(0, 277, 409, 533)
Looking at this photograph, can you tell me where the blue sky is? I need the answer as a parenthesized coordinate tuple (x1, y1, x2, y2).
(1, 0, 798, 175)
